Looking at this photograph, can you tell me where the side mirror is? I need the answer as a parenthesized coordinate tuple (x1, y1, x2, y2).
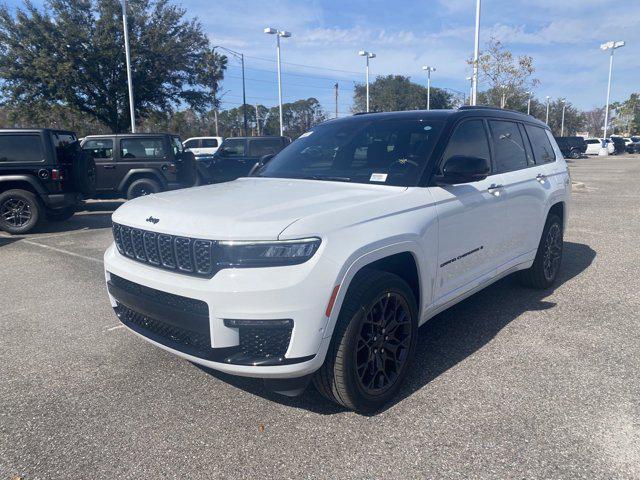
(436, 155, 489, 184)
(248, 154, 275, 177)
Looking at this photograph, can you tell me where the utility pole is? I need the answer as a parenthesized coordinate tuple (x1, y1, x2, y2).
(471, 0, 481, 106)
(334, 82, 339, 118)
(255, 104, 260, 136)
(214, 108, 219, 136)
(121, 0, 136, 132)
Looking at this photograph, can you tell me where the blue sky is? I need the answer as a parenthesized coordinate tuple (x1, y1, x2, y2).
(6, 0, 640, 115)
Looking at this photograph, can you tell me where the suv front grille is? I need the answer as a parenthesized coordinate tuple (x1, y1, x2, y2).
(113, 222, 215, 277)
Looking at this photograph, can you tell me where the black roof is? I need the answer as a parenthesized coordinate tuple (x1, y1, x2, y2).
(84, 132, 179, 138)
(0, 128, 77, 135)
(324, 106, 548, 129)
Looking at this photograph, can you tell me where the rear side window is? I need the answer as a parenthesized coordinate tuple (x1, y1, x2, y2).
(184, 139, 199, 149)
(220, 139, 246, 156)
(83, 139, 113, 159)
(525, 125, 556, 163)
(249, 138, 283, 157)
(488, 120, 528, 172)
(120, 138, 165, 159)
(586, 139, 600, 144)
(440, 120, 490, 173)
(202, 138, 218, 148)
(0, 135, 44, 163)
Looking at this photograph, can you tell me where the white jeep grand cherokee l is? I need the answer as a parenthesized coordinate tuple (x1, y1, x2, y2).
(105, 107, 570, 413)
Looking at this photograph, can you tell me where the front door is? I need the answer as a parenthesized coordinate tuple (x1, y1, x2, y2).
(211, 138, 249, 183)
(82, 138, 117, 192)
(429, 119, 508, 305)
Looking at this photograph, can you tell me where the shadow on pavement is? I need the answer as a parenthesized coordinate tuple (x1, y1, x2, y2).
(198, 241, 596, 415)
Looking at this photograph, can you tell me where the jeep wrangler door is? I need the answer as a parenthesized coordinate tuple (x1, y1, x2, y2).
(83, 137, 117, 192)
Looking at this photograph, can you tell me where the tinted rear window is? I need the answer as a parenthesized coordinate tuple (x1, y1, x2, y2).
(249, 138, 283, 157)
(120, 138, 166, 158)
(488, 120, 528, 172)
(525, 125, 556, 163)
(0, 134, 44, 163)
(202, 138, 218, 148)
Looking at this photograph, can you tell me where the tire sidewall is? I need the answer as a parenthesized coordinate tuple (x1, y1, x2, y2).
(127, 178, 160, 200)
(339, 275, 418, 411)
(537, 214, 563, 287)
(0, 190, 42, 234)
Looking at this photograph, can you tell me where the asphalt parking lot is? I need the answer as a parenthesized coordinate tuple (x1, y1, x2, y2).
(1, 155, 640, 479)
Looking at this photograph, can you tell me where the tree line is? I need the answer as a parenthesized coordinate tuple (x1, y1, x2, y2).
(0, 1, 637, 139)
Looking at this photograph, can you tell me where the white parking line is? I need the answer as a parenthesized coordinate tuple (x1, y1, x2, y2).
(22, 240, 103, 264)
(106, 325, 125, 331)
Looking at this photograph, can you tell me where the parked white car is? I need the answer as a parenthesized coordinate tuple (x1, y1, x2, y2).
(183, 136, 223, 156)
(584, 137, 614, 155)
(105, 107, 571, 412)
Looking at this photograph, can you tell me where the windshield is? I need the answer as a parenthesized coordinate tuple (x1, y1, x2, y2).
(258, 117, 445, 187)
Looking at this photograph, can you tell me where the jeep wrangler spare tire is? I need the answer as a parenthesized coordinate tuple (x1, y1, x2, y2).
(72, 149, 97, 196)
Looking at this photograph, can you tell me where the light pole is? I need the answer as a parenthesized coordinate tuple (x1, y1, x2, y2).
(121, 0, 136, 132)
(358, 50, 376, 112)
(560, 100, 566, 136)
(214, 46, 248, 136)
(545, 96, 551, 124)
(600, 40, 625, 152)
(526, 91, 532, 115)
(264, 27, 292, 136)
(422, 66, 436, 110)
(466, 76, 473, 105)
(471, 0, 481, 105)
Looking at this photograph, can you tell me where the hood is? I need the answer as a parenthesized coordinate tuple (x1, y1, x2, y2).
(112, 177, 408, 240)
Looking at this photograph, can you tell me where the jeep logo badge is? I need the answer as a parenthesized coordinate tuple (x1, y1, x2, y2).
(146, 216, 160, 224)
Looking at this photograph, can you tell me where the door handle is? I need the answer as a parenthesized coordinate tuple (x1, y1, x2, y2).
(536, 173, 547, 183)
(103, 165, 116, 169)
(487, 184, 503, 196)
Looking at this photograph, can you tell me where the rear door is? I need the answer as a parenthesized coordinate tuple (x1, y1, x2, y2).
(83, 138, 117, 192)
(118, 136, 168, 187)
(430, 119, 508, 304)
(491, 121, 551, 270)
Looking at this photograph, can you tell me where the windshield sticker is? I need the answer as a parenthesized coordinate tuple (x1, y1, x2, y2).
(299, 131, 313, 138)
(370, 173, 388, 183)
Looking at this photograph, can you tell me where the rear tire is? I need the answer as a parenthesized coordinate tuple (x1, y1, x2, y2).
(313, 269, 418, 413)
(0, 189, 43, 234)
(126, 178, 161, 200)
(518, 213, 563, 289)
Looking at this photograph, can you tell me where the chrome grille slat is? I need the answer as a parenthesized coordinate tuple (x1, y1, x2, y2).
(112, 222, 215, 278)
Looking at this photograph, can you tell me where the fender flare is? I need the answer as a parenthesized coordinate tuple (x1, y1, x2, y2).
(322, 240, 427, 341)
(0, 175, 48, 197)
(118, 169, 167, 193)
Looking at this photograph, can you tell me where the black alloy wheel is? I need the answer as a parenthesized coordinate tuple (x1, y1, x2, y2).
(542, 222, 562, 282)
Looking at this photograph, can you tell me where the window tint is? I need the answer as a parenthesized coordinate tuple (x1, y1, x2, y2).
(525, 125, 556, 163)
(202, 138, 218, 148)
(184, 139, 199, 149)
(489, 120, 528, 172)
(259, 119, 445, 187)
(519, 124, 535, 166)
(441, 120, 490, 172)
(0, 135, 44, 163)
(249, 138, 283, 157)
(586, 139, 600, 144)
(83, 139, 113, 159)
(52, 132, 77, 147)
(220, 139, 245, 156)
(120, 138, 165, 159)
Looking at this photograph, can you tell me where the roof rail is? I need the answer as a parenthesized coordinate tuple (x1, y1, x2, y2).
(458, 105, 531, 116)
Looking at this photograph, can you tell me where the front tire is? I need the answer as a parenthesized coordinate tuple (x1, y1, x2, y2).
(314, 270, 418, 413)
(569, 148, 581, 159)
(0, 189, 43, 234)
(519, 213, 563, 289)
(126, 178, 161, 200)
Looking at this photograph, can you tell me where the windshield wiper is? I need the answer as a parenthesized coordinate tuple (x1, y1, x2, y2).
(299, 175, 352, 182)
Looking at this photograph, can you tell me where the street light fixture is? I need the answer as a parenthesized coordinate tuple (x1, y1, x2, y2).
(213, 46, 248, 136)
(471, 0, 481, 105)
(560, 100, 566, 136)
(264, 27, 292, 136)
(422, 66, 436, 110)
(600, 40, 625, 154)
(359, 50, 376, 112)
(545, 95, 551, 124)
(121, 0, 136, 132)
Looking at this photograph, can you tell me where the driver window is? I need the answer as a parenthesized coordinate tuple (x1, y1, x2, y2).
(440, 120, 490, 173)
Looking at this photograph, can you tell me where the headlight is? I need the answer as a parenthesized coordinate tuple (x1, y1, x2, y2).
(216, 238, 321, 268)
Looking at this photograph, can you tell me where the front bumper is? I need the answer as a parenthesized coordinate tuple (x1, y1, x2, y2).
(104, 243, 338, 378)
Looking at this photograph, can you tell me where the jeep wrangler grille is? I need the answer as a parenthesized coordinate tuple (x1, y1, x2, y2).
(112, 222, 215, 277)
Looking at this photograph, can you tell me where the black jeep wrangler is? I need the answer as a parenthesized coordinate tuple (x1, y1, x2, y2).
(0, 129, 95, 234)
(81, 133, 196, 199)
(554, 136, 587, 159)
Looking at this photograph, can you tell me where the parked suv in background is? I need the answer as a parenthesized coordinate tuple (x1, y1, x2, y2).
(195, 136, 290, 184)
(81, 133, 197, 199)
(628, 136, 640, 154)
(584, 137, 614, 155)
(0, 129, 95, 234)
(183, 136, 223, 156)
(610, 136, 627, 155)
(554, 136, 586, 159)
(104, 107, 570, 412)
